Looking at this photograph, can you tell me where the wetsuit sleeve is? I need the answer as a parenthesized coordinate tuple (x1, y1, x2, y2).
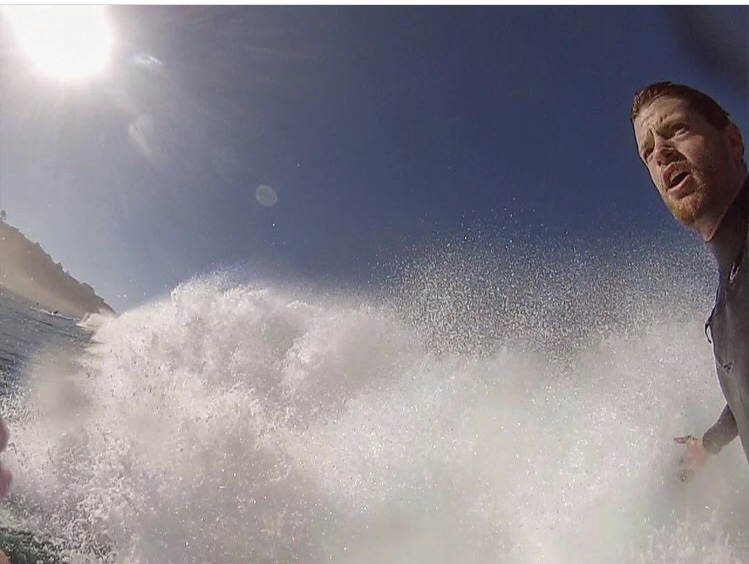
(702, 404, 738, 454)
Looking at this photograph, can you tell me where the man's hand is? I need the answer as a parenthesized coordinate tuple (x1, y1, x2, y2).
(674, 435, 709, 482)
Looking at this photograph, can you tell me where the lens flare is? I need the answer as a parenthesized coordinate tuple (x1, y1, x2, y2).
(256, 185, 279, 207)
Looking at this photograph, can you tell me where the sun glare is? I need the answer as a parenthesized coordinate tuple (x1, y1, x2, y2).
(2, 6, 113, 82)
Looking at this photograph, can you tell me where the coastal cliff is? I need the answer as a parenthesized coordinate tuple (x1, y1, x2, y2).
(0, 221, 114, 319)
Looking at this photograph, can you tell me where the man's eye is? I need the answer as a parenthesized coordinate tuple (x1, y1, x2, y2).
(642, 148, 653, 162)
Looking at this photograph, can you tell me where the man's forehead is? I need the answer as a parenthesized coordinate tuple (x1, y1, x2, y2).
(635, 96, 690, 128)
(633, 96, 693, 145)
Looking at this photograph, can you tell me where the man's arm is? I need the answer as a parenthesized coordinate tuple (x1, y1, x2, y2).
(702, 403, 738, 453)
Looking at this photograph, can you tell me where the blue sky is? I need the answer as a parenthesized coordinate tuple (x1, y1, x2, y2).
(0, 6, 746, 312)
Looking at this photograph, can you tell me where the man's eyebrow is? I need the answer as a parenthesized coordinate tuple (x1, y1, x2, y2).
(657, 116, 683, 129)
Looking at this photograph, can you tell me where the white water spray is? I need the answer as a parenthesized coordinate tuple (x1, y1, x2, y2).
(3, 241, 748, 563)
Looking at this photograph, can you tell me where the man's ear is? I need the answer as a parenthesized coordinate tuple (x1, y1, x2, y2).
(725, 123, 745, 162)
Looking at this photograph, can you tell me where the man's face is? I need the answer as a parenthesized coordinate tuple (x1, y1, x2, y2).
(633, 96, 739, 229)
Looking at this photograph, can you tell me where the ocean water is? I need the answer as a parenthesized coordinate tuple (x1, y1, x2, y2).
(0, 290, 89, 562)
(1, 241, 749, 563)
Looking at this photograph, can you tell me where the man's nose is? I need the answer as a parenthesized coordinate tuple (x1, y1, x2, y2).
(654, 136, 678, 166)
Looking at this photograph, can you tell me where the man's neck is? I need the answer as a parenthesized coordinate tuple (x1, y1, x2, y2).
(702, 172, 749, 241)
(706, 175, 749, 275)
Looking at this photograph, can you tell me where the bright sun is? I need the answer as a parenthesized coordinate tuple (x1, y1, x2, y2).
(2, 6, 113, 82)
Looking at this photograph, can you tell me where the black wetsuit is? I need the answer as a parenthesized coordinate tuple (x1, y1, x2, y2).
(703, 178, 749, 460)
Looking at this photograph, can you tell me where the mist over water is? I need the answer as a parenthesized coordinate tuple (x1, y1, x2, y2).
(2, 238, 749, 563)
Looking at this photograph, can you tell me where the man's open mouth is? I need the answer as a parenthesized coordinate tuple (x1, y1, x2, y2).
(664, 167, 691, 194)
(670, 171, 689, 187)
